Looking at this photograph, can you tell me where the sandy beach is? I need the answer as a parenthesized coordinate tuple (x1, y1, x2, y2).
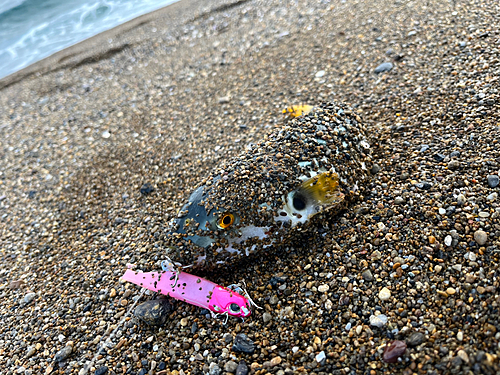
(0, 0, 499, 374)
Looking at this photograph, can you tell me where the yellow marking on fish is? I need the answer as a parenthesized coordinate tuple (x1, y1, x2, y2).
(300, 171, 343, 205)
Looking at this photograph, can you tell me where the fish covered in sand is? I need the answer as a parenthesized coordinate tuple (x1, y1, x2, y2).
(167, 101, 373, 267)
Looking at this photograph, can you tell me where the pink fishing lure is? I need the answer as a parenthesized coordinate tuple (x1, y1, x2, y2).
(121, 263, 251, 318)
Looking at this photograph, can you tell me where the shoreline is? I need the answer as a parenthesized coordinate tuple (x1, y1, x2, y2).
(0, 0, 239, 90)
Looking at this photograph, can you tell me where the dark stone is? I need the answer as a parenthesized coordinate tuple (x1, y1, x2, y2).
(138, 369, 148, 375)
(191, 322, 198, 334)
(95, 367, 108, 375)
(416, 182, 432, 190)
(134, 299, 173, 326)
(487, 175, 499, 188)
(361, 269, 374, 282)
(420, 145, 429, 153)
(450, 356, 463, 367)
(370, 164, 381, 175)
(374, 62, 393, 73)
(269, 276, 285, 289)
(232, 334, 255, 353)
(158, 362, 166, 370)
(54, 346, 72, 362)
(140, 182, 154, 195)
(406, 332, 425, 347)
(433, 153, 446, 162)
(382, 341, 406, 363)
(235, 361, 249, 375)
(28, 191, 36, 198)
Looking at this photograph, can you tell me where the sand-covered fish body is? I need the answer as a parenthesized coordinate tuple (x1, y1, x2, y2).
(168, 101, 372, 266)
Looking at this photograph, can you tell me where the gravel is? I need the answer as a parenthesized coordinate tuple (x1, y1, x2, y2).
(0, 0, 499, 374)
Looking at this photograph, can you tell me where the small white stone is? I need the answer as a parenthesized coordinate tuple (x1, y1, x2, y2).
(457, 331, 463, 341)
(469, 253, 477, 262)
(315, 70, 326, 78)
(457, 194, 466, 205)
(444, 235, 452, 247)
(316, 351, 326, 362)
(356, 325, 363, 335)
(439, 208, 446, 215)
(369, 314, 388, 327)
(102, 130, 111, 138)
(379, 287, 391, 301)
(487, 192, 498, 201)
(318, 284, 329, 293)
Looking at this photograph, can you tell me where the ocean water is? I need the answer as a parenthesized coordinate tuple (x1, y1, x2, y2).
(0, 0, 177, 79)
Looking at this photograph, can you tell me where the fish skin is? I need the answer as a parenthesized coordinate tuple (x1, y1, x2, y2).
(168, 101, 373, 267)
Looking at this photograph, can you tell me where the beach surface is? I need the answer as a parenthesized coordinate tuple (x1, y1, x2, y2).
(1, 0, 500, 374)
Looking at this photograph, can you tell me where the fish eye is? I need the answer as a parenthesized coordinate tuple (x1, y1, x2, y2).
(292, 194, 306, 211)
(229, 303, 241, 313)
(218, 213, 235, 229)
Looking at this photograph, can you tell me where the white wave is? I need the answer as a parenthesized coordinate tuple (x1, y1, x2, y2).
(0, 0, 26, 16)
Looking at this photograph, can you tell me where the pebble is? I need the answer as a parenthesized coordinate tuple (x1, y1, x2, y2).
(394, 196, 405, 204)
(474, 230, 488, 246)
(9, 280, 25, 289)
(23, 292, 36, 304)
(134, 299, 173, 326)
(379, 287, 391, 301)
(448, 160, 460, 170)
(316, 351, 326, 363)
(315, 70, 325, 78)
(232, 334, 255, 354)
(406, 332, 425, 347)
(140, 182, 154, 195)
(444, 235, 452, 247)
(54, 345, 72, 362)
(318, 284, 329, 292)
(457, 349, 469, 363)
(235, 361, 249, 375)
(218, 96, 230, 104)
(362, 269, 374, 281)
(487, 175, 499, 188)
(101, 130, 111, 139)
(262, 312, 272, 323)
(446, 287, 456, 295)
(369, 314, 388, 327)
(374, 62, 393, 73)
(209, 363, 221, 375)
(382, 341, 407, 363)
(457, 194, 466, 205)
(269, 295, 279, 305)
(25, 346, 36, 358)
(487, 192, 498, 201)
(270, 356, 282, 366)
(457, 331, 463, 341)
(224, 360, 238, 373)
(94, 367, 108, 375)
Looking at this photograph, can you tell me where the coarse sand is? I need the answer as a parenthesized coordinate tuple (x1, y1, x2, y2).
(0, 0, 499, 374)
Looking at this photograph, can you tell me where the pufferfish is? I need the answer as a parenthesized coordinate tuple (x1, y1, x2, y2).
(167, 101, 372, 267)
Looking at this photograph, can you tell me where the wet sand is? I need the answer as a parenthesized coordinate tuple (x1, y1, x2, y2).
(0, 0, 499, 374)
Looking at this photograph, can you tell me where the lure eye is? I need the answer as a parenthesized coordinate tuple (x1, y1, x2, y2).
(218, 213, 235, 229)
(229, 303, 241, 314)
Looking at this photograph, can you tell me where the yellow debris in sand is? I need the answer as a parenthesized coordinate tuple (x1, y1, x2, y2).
(282, 105, 314, 118)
